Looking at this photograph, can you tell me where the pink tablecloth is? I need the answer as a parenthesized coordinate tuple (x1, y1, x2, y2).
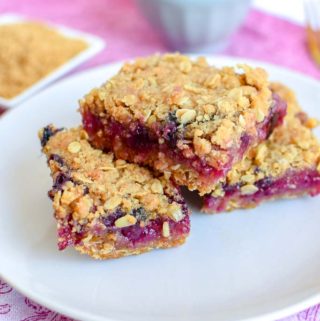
(0, 1, 320, 320)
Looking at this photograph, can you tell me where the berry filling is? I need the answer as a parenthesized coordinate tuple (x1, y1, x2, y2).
(203, 169, 320, 213)
(40, 126, 63, 147)
(82, 94, 286, 187)
(83, 110, 219, 179)
(262, 93, 287, 139)
(57, 210, 190, 251)
(56, 190, 190, 251)
(103, 209, 190, 248)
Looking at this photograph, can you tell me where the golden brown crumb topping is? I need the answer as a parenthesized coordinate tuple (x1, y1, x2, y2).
(39, 126, 185, 225)
(210, 83, 320, 197)
(80, 53, 273, 156)
(0, 22, 87, 99)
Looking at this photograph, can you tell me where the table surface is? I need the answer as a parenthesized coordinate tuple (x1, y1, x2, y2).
(0, 0, 319, 321)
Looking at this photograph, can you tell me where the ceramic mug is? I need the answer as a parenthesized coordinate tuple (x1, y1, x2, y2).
(136, 0, 252, 52)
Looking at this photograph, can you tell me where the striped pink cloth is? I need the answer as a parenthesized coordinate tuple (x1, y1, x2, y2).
(0, 1, 319, 320)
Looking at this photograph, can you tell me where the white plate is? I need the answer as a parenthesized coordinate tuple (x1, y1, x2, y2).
(0, 56, 320, 321)
(0, 14, 105, 108)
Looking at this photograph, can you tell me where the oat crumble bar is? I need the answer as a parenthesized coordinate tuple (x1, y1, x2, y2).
(0, 22, 87, 99)
(39, 125, 190, 259)
(202, 83, 320, 213)
(80, 53, 286, 195)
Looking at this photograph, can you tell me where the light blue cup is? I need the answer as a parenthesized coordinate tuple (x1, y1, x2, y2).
(136, 0, 252, 52)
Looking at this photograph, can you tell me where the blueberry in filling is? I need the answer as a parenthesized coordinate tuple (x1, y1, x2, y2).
(40, 126, 63, 147)
(52, 172, 71, 190)
(49, 154, 65, 166)
(102, 208, 124, 228)
(131, 207, 148, 222)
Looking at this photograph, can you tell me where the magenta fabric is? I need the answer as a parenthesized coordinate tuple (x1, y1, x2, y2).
(0, 1, 320, 320)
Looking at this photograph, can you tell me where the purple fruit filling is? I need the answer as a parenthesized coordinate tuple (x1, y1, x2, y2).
(57, 226, 74, 250)
(261, 93, 287, 139)
(57, 214, 190, 250)
(103, 201, 190, 247)
(114, 214, 190, 247)
(203, 169, 320, 213)
(82, 94, 286, 186)
(57, 201, 190, 250)
(52, 172, 72, 190)
(49, 154, 65, 167)
(40, 126, 63, 147)
(83, 111, 221, 179)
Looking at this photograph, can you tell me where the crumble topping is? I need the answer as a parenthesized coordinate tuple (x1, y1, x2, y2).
(0, 22, 87, 99)
(80, 53, 273, 158)
(162, 222, 170, 238)
(114, 214, 137, 228)
(39, 126, 186, 226)
(210, 83, 320, 197)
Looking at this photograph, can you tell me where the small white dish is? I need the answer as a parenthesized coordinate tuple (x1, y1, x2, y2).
(0, 14, 105, 109)
(0, 56, 320, 321)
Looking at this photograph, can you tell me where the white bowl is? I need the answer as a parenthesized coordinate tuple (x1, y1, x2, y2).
(0, 14, 105, 109)
(136, 0, 251, 52)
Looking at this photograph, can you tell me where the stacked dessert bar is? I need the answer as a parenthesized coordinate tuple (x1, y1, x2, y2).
(40, 125, 190, 259)
(202, 83, 320, 212)
(39, 54, 320, 260)
(80, 54, 286, 194)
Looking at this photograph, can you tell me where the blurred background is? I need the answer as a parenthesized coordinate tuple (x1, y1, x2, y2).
(0, 0, 318, 78)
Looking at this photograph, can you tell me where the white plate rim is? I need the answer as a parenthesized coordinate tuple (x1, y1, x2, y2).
(0, 13, 105, 108)
(1, 54, 320, 321)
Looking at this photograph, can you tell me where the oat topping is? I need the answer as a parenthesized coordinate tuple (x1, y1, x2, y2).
(240, 184, 259, 195)
(162, 222, 170, 238)
(80, 53, 273, 155)
(0, 22, 87, 99)
(39, 126, 186, 226)
(209, 83, 320, 198)
(67, 141, 82, 154)
(114, 214, 137, 228)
